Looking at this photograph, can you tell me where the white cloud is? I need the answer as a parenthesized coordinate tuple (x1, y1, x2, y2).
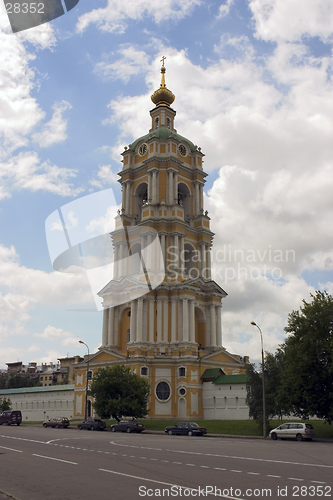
(0, 151, 83, 197)
(33, 101, 72, 148)
(249, 0, 333, 43)
(77, 0, 201, 33)
(94, 46, 149, 83)
(34, 325, 79, 347)
(90, 165, 119, 189)
(217, 0, 235, 18)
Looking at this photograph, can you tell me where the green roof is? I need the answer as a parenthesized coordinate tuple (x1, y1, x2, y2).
(129, 127, 196, 152)
(213, 375, 247, 385)
(0, 384, 74, 395)
(201, 368, 222, 380)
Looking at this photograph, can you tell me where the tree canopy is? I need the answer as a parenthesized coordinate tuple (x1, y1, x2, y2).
(280, 290, 333, 423)
(90, 365, 150, 421)
(0, 397, 11, 412)
(246, 291, 333, 425)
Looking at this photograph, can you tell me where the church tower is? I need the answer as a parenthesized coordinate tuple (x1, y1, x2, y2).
(74, 59, 247, 419)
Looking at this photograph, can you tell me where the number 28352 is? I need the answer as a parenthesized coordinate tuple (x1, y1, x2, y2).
(6, 3, 45, 14)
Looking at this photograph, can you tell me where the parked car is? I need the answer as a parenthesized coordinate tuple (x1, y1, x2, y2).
(77, 419, 106, 431)
(43, 417, 69, 428)
(0, 410, 22, 426)
(165, 422, 207, 436)
(269, 422, 315, 441)
(110, 420, 145, 433)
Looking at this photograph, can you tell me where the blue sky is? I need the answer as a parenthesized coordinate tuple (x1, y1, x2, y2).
(0, 0, 333, 368)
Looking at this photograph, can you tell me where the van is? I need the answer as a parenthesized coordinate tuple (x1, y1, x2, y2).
(0, 411, 22, 426)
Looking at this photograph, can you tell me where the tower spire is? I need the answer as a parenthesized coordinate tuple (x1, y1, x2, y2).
(151, 56, 175, 107)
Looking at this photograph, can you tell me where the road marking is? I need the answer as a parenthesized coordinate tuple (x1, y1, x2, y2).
(288, 478, 304, 481)
(214, 468, 227, 471)
(99, 468, 240, 499)
(32, 454, 78, 465)
(267, 475, 281, 478)
(231, 470, 241, 473)
(247, 472, 260, 475)
(0, 446, 23, 453)
(311, 481, 326, 484)
(186, 463, 195, 466)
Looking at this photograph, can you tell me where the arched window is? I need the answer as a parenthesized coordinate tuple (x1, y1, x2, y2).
(134, 183, 148, 223)
(184, 243, 198, 278)
(141, 366, 148, 376)
(155, 117, 159, 129)
(166, 117, 171, 129)
(87, 371, 92, 381)
(177, 182, 191, 220)
(178, 366, 186, 378)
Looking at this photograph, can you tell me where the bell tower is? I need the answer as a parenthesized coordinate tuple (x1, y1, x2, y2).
(99, 57, 226, 358)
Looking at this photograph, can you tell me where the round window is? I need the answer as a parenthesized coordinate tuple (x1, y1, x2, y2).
(179, 387, 186, 396)
(155, 381, 171, 401)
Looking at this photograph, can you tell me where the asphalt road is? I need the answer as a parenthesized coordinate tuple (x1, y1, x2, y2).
(0, 425, 332, 500)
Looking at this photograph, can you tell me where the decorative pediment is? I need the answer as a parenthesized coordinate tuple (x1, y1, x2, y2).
(78, 348, 126, 366)
(201, 348, 243, 364)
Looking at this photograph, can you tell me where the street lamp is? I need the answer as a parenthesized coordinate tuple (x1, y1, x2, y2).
(79, 340, 90, 420)
(250, 321, 267, 439)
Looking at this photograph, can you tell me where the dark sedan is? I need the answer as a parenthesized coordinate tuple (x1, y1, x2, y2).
(110, 420, 145, 433)
(165, 422, 207, 436)
(43, 417, 69, 428)
(77, 419, 106, 431)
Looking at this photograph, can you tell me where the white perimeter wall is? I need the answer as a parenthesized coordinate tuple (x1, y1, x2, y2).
(1, 388, 74, 422)
(202, 382, 249, 420)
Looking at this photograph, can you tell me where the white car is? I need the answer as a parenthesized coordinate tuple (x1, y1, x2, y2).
(269, 422, 315, 441)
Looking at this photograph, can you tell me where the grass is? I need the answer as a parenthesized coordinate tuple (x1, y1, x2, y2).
(22, 418, 333, 438)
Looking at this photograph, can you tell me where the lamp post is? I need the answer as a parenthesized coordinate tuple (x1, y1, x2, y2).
(250, 321, 267, 439)
(79, 340, 90, 420)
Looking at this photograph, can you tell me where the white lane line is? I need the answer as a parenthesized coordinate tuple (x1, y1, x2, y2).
(32, 454, 78, 465)
(247, 472, 260, 475)
(231, 470, 241, 473)
(99, 468, 240, 499)
(311, 481, 326, 484)
(186, 463, 195, 466)
(214, 468, 227, 471)
(0, 445, 23, 453)
(288, 478, 304, 481)
(267, 475, 281, 478)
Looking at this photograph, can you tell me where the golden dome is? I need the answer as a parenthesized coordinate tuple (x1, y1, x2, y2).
(151, 56, 175, 107)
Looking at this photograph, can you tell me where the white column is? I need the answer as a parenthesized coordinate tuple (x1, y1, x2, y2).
(157, 299, 162, 343)
(199, 184, 204, 212)
(125, 182, 131, 215)
(174, 234, 179, 270)
(180, 235, 185, 274)
(160, 234, 166, 272)
(216, 305, 222, 347)
(152, 170, 157, 204)
(108, 307, 114, 345)
(174, 172, 178, 204)
(206, 246, 212, 279)
(189, 300, 195, 343)
(210, 304, 217, 347)
(114, 307, 119, 347)
(163, 299, 169, 343)
(148, 171, 152, 202)
(102, 308, 108, 346)
(149, 300, 155, 343)
(130, 300, 136, 343)
(195, 182, 200, 215)
(201, 243, 206, 278)
(183, 299, 189, 342)
(122, 182, 126, 212)
(136, 298, 143, 343)
(114, 245, 119, 279)
(171, 299, 177, 343)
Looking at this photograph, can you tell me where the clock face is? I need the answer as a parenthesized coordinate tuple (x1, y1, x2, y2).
(138, 143, 148, 156)
(178, 144, 187, 157)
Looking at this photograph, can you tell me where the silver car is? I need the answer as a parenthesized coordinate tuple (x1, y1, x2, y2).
(269, 422, 315, 441)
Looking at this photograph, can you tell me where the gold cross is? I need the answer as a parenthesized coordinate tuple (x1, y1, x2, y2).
(160, 55, 166, 67)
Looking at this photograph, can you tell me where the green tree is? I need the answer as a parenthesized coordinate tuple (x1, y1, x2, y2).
(280, 291, 333, 423)
(90, 365, 150, 421)
(246, 351, 287, 429)
(0, 397, 11, 412)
